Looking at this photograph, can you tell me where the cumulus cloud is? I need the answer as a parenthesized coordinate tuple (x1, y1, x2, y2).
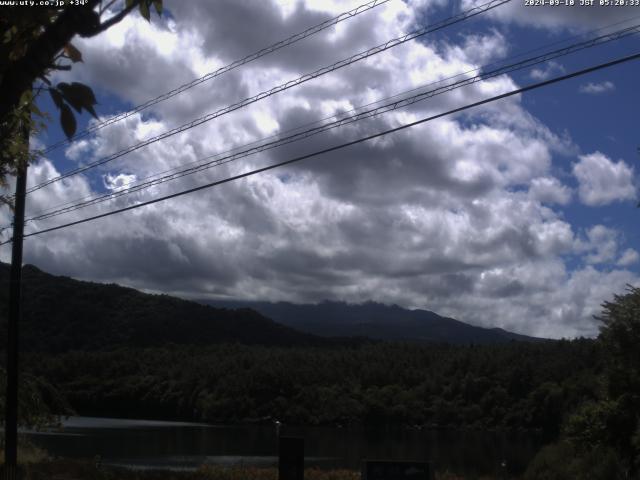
(445, 29, 509, 66)
(572, 152, 636, 206)
(618, 248, 640, 267)
(579, 81, 615, 94)
(577, 225, 619, 265)
(2, 0, 638, 340)
(435, 262, 637, 338)
(104, 173, 138, 190)
(528, 176, 572, 205)
(529, 61, 565, 81)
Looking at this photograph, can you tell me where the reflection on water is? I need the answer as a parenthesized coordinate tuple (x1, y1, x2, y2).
(26, 416, 542, 476)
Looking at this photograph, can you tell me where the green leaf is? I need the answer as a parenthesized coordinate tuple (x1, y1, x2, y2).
(3, 27, 14, 44)
(60, 104, 77, 139)
(19, 89, 33, 107)
(63, 43, 83, 63)
(49, 88, 64, 109)
(125, 0, 135, 7)
(30, 102, 45, 118)
(153, 0, 162, 15)
(57, 82, 98, 118)
(140, 1, 150, 21)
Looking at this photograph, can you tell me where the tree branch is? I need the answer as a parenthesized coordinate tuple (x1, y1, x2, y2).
(88, 0, 141, 37)
(100, 0, 120, 15)
(0, 0, 132, 121)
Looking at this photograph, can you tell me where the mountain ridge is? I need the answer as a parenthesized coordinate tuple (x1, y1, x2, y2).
(0, 262, 326, 352)
(203, 299, 546, 344)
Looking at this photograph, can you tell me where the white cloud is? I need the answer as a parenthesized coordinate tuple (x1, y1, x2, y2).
(436, 262, 637, 338)
(529, 61, 565, 81)
(579, 81, 615, 95)
(618, 248, 640, 267)
(104, 173, 138, 190)
(445, 30, 509, 67)
(528, 176, 572, 205)
(572, 152, 636, 206)
(578, 225, 619, 265)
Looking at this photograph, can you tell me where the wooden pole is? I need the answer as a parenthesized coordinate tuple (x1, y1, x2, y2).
(4, 128, 28, 474)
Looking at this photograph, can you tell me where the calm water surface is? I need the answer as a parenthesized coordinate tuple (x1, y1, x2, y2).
(26, 416, 542, 476)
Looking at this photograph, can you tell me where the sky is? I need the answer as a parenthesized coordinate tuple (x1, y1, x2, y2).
(2, 0, 639, 338)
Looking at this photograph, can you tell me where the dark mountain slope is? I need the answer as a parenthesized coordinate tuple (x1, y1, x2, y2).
(206, 300, 545, 345)
(0, 263, 324, 352)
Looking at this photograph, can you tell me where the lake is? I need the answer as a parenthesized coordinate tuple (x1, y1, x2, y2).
(26, 416, 542, 476)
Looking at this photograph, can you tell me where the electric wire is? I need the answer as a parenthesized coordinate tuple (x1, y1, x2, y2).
(24, 13, 640, 221)
(21, 21, 640, 224)
(39, 0, 392, 154)
(2, 50, 637, 245)
(24, 0, 511, 196)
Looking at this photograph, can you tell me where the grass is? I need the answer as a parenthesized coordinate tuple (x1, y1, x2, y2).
(0, 442, 510, 480)
(0, 460, 511, 480)
(0, 444, 50, 465)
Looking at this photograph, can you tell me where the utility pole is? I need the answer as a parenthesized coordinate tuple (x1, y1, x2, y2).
(4, 126, 28, 477)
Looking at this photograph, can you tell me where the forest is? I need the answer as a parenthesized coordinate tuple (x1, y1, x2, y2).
(16, 340, 599, 434)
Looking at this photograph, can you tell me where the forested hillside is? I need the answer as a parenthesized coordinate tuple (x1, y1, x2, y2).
(0, 263, 324, 352)
(22, 340, 601, 439)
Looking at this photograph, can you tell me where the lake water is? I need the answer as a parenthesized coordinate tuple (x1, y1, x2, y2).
(26, 416, 542, 476)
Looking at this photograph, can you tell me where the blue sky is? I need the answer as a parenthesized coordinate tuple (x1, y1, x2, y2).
(479, 15, 640, 272)
(4, 0, 639, 338)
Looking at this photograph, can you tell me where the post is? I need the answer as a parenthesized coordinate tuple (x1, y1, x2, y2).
(278, 437, 304, 480)
(4, 130, 28, 474)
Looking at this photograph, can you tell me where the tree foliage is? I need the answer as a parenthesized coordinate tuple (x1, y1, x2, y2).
(0, 366, 71, 435)
(0, 0, 162, 190)
(562, 285, 640, 477)
(19, 340, 603, 435)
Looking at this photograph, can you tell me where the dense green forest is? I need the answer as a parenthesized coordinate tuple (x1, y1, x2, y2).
(21, 341, 599, 437)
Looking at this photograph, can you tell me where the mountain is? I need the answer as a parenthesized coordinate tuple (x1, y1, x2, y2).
(205, 300, 545, 345)
(0, 262, 543, 352)
(0, 263, 325, 352)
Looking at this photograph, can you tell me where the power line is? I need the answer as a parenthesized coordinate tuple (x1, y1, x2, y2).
(24, 14, 640, 222)
(3, 50, 637, 245)
(24, 0, 511, 196)
(22, 21, 640, 224)
(39, 0, 391, 155)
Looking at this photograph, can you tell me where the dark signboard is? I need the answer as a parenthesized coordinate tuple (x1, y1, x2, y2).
(363, 460, 431, 480)
(278, 436, 304, 480)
